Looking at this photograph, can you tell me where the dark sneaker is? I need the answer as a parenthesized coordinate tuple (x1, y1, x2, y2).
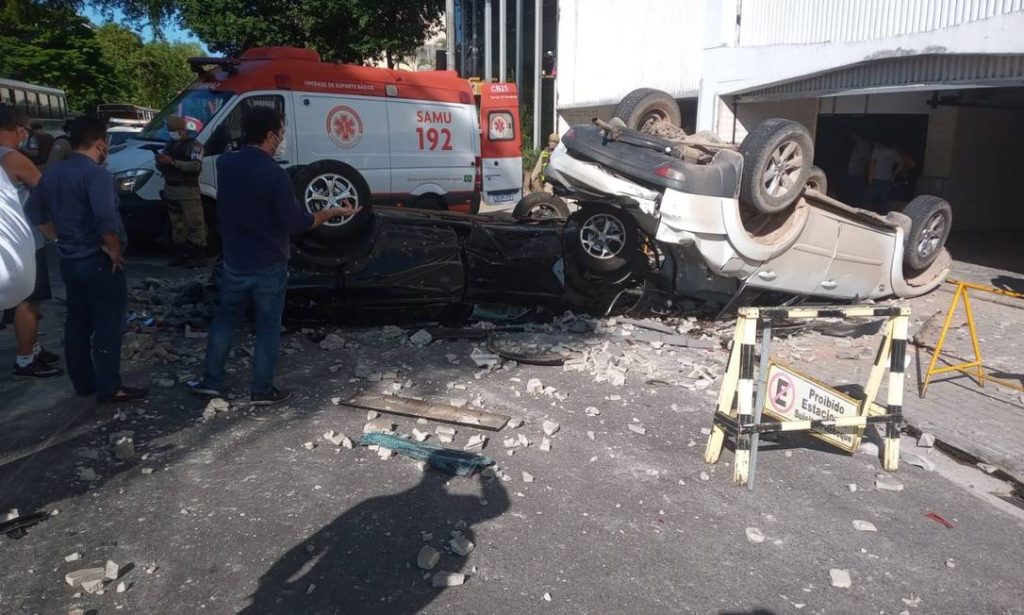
(36, 347, 60, 366)
(251, 387, 291, 406)
(12, 359, 62, 379)
(97, 386, 149, 404)
(187, 379, 222, 397)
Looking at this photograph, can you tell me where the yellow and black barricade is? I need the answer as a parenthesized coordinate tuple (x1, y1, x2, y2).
(704, 305, 910, 489)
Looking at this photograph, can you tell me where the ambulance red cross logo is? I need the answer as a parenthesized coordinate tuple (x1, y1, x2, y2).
(767, 370, 796, 415)
(326, 105, 363, 149)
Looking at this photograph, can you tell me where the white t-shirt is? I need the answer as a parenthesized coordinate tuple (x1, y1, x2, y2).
(870, 145, 899, 182)
(0, 165, 36, 309)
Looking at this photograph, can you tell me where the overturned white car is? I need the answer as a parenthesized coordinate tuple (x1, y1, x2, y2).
(541, 117, 951, 301)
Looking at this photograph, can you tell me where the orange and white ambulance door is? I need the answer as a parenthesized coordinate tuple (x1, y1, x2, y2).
(478, 83, 523, 210)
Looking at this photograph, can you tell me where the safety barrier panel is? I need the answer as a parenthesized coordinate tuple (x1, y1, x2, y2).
(704, 305, 910, 489)
(921, 279, 1024, 397)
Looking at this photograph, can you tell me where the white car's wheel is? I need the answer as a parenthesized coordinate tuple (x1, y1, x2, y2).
(569, 204, 639, 274)
(739, 119, 814, 214)
(902, 195, 952, 272)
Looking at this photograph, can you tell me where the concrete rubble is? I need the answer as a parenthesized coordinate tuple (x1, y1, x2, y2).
(829, 568, 852, 589)
(875, 475, 905, 492)
(745, 527, 765, 543)
(432, 571, 465, 587)
(852, 520, 878, 532)
(542, 420, 560, 436)
(902, 452, 936, 472)
(628, 424, 647, 436)
(322, 430, 353, 448)
(65, 567, 105, 589)
(464, 434, 487, 452)
(417, 546, 440, 570)
(436, 425, 457, 443)
(917, 432, 936, 448)
(410, 329, 433, 347)
(449, 536, 475, 556)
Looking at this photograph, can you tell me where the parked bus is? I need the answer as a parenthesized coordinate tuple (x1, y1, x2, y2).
(0, 78, 68, 133)
(96, 103, 157, 124)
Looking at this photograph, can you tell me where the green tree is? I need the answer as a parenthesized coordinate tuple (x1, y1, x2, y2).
(94, 22, 202, 109)
(0, 1, 121, 112)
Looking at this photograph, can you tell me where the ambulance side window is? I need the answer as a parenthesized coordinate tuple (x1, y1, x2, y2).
(206, 94, 285, 156)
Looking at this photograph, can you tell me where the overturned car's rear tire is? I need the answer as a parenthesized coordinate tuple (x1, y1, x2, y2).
(805, 165, 827, 195)
(292, 160, 372, 242)
(739, 118, 814, 214)
(514, 192, 570, 220)
(614, 88, 681, 131)
(569, 203, 639, 275)
(902, 195, 952, 272)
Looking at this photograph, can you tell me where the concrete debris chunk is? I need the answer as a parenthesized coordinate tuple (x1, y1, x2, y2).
(587, 431, 595, 441)
(852, 520, 877, 532)
(330, 397, 342, 406)
(977, 462, 998, 474)
(542, 420, 560, 436)
(699, 471, 710, 481)
(543, 592, 552, 601)
(65, 567, 105, 588)
(469, 349, 500, 368)
(847, 483, 858, 493)
(628, 424, 647, 436)
(412, 428, 430, 442)
(902, 452, 935, 472)
(526, 378, 544, 394)
(539, 437, 551, 452)
(516, 433, 530, 448)
(432, 571, 465, 587)
(417, 545, 440, 570)
(522, 471, 535, 483)
(875, 476, 904, 492)
(64, 552, 82, 562)
(745, 527, 765, 543)
(507, 418, 523, 429)
(449, 536, 475, 557)
(410, 329, 433, 346)
(104, 560, 122, 580)
(323, 431, 353, 448)
(450, 398, 468, 409)
(917, 432, 936, 448)
(319, 333, 346, 351)
(829, 568, 852, 589)
(464, 434, 488, 452)
(945, 558, 956, 568)
(364, 419, 397, 434)
(503, 437, 516, 448)
(377, 447, 394, 460)
(585, 406, 600, 416)
(436, 425, 456, 444)
(77, 467, 99, 481)
(366, 410, 379, 420)
(858, 441, 879, 457)
(81, 578, 105, 594)
(302, 441, 317, 451)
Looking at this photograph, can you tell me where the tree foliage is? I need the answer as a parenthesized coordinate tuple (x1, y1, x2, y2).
(94, 23, 203, 109)
(0, 0, 121, 112)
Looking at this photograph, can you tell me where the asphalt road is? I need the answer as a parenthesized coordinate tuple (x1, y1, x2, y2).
(1, 265, 1022, 615)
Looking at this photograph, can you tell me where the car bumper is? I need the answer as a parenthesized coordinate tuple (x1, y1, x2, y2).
(119, 193, 167, 243)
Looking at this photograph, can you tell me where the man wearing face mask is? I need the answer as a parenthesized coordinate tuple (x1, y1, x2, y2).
(156, 115, 206, 267)
(190, 107, 357, 405)
(25, 116, 148, 404)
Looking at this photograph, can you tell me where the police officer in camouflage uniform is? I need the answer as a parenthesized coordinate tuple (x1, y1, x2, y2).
(157, 115, 207, 267)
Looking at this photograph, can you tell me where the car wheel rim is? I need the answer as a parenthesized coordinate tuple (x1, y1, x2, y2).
(640, 110, 668, 132)
(579, 213, 626, 260)
(762, 140, 804, 198)
(305, 173, 359, 228)
(917, 212, 946, 260)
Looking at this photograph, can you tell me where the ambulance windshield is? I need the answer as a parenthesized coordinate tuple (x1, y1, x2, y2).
(138, 88, 234, 142)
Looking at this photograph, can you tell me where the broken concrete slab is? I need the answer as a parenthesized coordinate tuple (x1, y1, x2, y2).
(65, 567, 105, 588)
(417, 545, 440, 570)
(432, 571, 465, 587)
(64, 552, 81, 562)
(829, 568, 852, 589)
(522, 471, 534, 483)
(542, 420, 560, 436)
(464, 434, 488, 452)
(539, 437, 551, 452)
(526, 379, 544, 394)
(409, 329, 433, 347)
(506, 418, 523, 429)
(917, 432, 936, 448)
(852, 520, 878, 532)
(875, 476, 905, 492)
(104, 560, 122, 580)
(628, 424, 647, 436)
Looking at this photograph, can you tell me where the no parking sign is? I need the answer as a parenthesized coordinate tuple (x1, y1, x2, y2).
(762, 362, 865, 453)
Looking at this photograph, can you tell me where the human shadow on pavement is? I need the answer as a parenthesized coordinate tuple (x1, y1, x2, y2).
(239, 465, 510, 615)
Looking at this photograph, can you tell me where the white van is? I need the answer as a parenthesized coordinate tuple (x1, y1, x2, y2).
(107, 47, 523, 241)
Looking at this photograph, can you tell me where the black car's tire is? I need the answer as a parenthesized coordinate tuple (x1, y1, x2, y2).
(614, 88, 681, 131)
(292, 160, 372, 242)
(902, 195, 952, 272)
(513, 192, 570, 220)
(739, 118, 814, 214)
(568, 203, 639, 274)
(805, 165, 827, 195)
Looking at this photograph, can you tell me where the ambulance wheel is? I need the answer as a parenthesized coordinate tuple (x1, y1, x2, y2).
(569, 203, 639, 274)
(294, 161, 372, 241)
(514, 192, 569, 220)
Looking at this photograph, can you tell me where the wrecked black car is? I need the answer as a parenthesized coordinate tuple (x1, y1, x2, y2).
(283, 206, 723, 323)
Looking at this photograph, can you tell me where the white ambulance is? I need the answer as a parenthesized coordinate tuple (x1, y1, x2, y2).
(107, 46, 523, 241)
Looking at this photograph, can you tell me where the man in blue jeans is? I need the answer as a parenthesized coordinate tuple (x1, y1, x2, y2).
(25, 116, 147, 403)
(191, 107, 356, 405)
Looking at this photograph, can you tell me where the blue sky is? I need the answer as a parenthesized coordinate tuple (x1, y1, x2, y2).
(82, 5, 207, 49)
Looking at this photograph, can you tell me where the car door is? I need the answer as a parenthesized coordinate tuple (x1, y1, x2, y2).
(478, 83, 523, 208)
(823, 215, 894, 299)
(748, 207, 839, 296)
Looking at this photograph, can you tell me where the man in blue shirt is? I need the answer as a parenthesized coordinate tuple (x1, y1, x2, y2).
(26, 116, 147, 403)
(192, 107, 356, 405)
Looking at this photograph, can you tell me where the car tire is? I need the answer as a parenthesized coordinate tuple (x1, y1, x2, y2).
(902, 195, 952, 272)
(614, 88, 682, 131)
(739, 118, 814, 214)
(513, 192, 570, 220)
(292, 161, 372, 242)
(805, 165, 827, 195)
(568, 203, 639, 274)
